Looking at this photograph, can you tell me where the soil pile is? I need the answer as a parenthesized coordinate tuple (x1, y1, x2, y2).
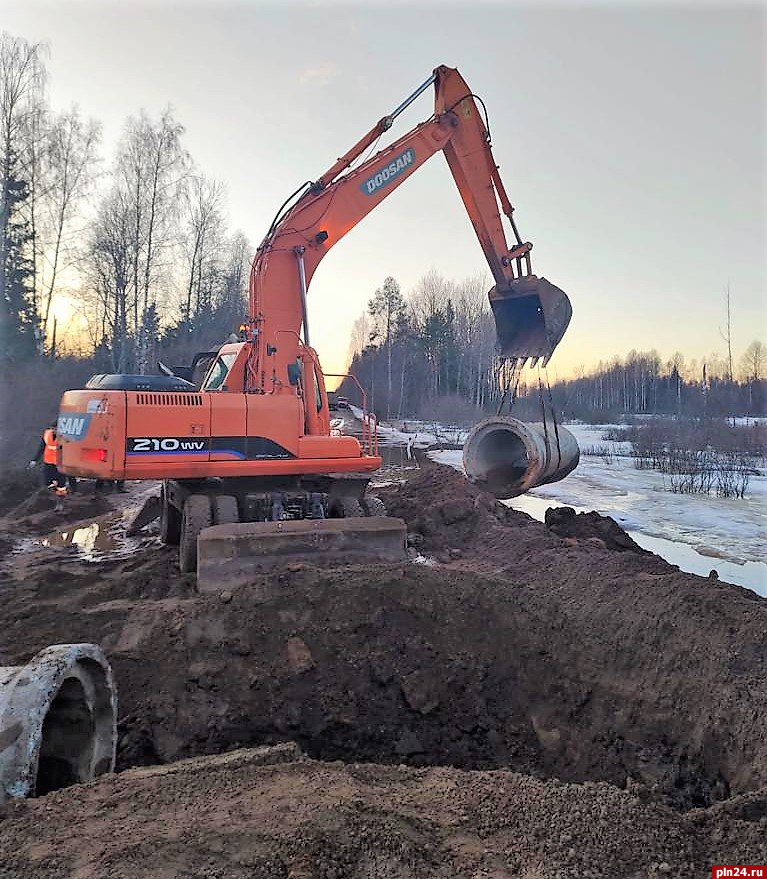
(0, 487, 111, 535)
(0, 462, 765, 876)
(544, 506, 649, 554)
(379, 462, 663, 570)
(1, 751, 765, 879)
(0, 467, 765, 809)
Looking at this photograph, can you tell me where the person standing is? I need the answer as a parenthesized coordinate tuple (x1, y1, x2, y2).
(29, 421, 63, 488)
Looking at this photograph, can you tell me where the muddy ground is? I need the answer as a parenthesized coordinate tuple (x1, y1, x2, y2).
(0, 463, 765, 877)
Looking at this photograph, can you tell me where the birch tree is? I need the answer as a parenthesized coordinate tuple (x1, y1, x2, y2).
(183, 175, 225, 325)
(39, 107, 101, 343)
(84, 186, 132, 370)
(116, 109, 187, 371)
(368, 276, 404, 419)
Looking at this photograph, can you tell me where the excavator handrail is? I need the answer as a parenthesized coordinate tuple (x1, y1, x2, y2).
(323, 372, 378, 457)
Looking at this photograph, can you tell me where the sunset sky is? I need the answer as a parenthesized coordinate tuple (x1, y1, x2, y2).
(4, 0, 765, 377)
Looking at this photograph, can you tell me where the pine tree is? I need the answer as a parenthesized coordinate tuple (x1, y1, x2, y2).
(0, 166, 38, 359)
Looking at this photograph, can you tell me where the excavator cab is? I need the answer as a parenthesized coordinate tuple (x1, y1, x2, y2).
(489, 275, 572, 365)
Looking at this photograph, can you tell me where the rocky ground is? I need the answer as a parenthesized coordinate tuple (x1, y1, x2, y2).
(0, 462, 765, 878)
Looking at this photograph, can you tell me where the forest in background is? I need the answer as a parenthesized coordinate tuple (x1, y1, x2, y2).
(0, 31, 250, 376)
(340, 272, 766, 425)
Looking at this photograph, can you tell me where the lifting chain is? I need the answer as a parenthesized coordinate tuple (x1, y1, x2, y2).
(496, 360, 564, 470)
(537, 364, 563, 469)
(495, 357, 524, 416)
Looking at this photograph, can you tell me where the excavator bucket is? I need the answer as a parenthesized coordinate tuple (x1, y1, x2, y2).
(489, 276, 572, 364)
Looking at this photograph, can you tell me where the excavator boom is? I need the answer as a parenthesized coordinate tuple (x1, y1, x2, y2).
(249, 65, 571, 382)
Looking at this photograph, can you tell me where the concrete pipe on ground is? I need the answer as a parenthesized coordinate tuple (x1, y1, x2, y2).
(463, 416, 580, 499)
(0, 644, 117, 801)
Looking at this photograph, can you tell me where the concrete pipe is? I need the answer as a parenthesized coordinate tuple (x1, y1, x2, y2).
(0, 644, 117, 801)
(463, 416, 579, 499)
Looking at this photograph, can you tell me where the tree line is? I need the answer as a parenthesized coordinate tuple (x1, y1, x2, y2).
(341, 270, 501, 423)
(539, 344, 766, 423)
(0, 31, 250, 373)
(341, 271, 766, 423)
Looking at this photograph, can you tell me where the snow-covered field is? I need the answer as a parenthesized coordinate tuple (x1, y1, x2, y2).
(427, 422, 767, 596)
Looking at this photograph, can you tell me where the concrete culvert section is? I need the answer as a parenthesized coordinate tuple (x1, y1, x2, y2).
(463, 415, 580, 498)
(0, 644, 116, 801)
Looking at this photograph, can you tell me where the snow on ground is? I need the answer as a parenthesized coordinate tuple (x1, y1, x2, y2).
(349, 406, 467, 449)
(428, 423, 767, 597)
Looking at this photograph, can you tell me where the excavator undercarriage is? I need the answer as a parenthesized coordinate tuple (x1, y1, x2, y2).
(159, 474, 399, 574)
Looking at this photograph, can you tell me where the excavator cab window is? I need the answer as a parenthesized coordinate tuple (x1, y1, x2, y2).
(202, 353, 236, 391)
(313, 367, 322, 413)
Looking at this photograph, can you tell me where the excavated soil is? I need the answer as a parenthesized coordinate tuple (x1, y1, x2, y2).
(0, 462, 766, 876)
(1, 749, 765, 879)
(1, 486, 111, 534)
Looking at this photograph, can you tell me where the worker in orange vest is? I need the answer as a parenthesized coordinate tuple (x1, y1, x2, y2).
(29, 421, 63, 489)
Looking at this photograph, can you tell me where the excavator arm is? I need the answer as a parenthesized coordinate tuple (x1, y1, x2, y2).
(247, 65, 571, 393)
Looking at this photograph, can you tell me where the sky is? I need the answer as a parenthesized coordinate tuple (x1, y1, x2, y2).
(3, 0, 765, 378)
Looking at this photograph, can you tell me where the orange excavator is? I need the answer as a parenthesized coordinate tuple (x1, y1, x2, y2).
(57, 65, 572, 574)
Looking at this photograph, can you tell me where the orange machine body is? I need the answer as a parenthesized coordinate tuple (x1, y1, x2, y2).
(58, 343, 380, 479)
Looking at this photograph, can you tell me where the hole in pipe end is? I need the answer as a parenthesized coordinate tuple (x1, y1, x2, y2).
(463, 418, 537, 499)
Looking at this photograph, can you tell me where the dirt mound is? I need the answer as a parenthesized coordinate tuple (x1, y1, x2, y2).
(544, 506, 650, 554)
(0, 457, 765, 878)
(379, 462, 662, 572)
(379, 461, 526, 555)
(1, 752, 765, 879)
(6, 486, 60, 517)
(0, 468, 39, 515)
(1, 517, 765, 810)
(0, 488, 111, 535)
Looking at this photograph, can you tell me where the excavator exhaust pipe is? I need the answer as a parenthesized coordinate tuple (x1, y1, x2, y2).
(463, 416, 579, 499)
(490, 276, 572, 362)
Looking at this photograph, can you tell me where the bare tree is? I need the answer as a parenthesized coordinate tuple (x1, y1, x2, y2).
(347, 312, 371, 361)
(39, 107, 101, 344)
(719, 284, 734, 382)
(115, 108, 187, 371)
(83, 186, 132, 370)
(741, 339, 765, 413)
(182, 175, 225, 324)
(410, 269, 455, 398)
(368, 276, 404, 419)
(219, 230, 249, 318)
(452, 273, 488, 406)
(741, 339, 765, 383)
